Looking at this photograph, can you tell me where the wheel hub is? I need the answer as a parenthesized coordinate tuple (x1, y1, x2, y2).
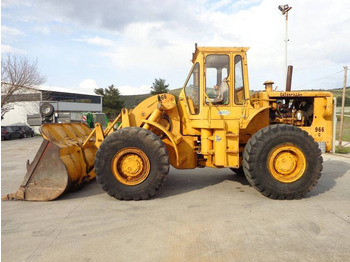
(268, 144, 306, 183)
(119, 154, 143, 177)
(274, 152, 297, 174)
(111, 147, 150, 186)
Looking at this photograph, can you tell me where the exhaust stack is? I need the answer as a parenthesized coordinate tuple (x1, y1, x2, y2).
(286, 65, 293, 91)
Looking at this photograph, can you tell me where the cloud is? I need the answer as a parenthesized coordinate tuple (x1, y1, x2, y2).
(74, 36, 115, 47)
(36, 0, 194, 32)
(31, 24, 75, 35)
(1, 0, 31, 8)
(1, 44, 27, 54)
(78, 79, 99, 94)
(31, 25, 51, 34)
(3, 0, 349, 93)
(2, 25, 25, 36)
(70, 0, 349, 91)
(117, 85, 151, 95)
(2, 26, 25, 44)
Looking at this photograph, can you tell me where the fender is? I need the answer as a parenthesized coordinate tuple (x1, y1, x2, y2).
(241, 107, 270, 129)
(142, 119, 181, 166)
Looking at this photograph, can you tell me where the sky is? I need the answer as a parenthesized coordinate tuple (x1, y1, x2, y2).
(1, 0, 349, 95)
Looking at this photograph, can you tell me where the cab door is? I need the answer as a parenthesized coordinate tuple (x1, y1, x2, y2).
(204, 53, 247, 120)
(177, 61, 203, 136)
(201, 53, 246, 167)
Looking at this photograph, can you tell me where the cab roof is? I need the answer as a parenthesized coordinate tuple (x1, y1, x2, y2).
(192, 45, 250, 63)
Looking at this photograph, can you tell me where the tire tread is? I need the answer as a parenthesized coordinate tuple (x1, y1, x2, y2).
(95, 127, 169, 200)
(243, 124, 322, 200)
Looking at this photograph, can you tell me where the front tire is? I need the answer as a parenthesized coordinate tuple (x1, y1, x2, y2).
(243, 124, 322, 200)
(95, 127, 169, 200)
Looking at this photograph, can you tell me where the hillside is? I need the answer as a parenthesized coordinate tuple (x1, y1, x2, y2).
(328, 87, 350, 106)
(328, 86, 350, 96)
(121, 88, 182, 109)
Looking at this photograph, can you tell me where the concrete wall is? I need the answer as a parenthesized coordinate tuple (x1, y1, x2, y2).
(2, 101, 40, 126)
(2, 101, 41, 134)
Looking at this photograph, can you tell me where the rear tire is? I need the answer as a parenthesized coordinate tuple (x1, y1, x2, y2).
(243, 124, 322, 200)
(95, 127, 169, 200)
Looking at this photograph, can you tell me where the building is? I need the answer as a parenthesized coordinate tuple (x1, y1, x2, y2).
(2, 86, 103, 133)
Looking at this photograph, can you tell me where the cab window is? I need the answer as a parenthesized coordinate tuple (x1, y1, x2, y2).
(184, 63, 200, 114)
(205, 55, 230, 105)
(234, 55, 245, 104)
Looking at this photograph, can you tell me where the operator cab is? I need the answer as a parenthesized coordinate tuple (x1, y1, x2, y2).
(179, 45, 250, 118)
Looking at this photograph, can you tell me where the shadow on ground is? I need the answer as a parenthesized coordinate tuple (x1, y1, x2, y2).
(157, 168, 250, 199)
(58, 180, 105, 201)
(306, 159, 350, 198)
(58, 169, 250, 200)
(57, 158, 349, 201)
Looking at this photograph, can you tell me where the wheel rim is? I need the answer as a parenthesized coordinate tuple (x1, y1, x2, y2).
(111, 147, 150, 186)
(268, 144, 306, 183)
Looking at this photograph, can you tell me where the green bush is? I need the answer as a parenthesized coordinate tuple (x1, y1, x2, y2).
(335, 146, 350, 154)
(336, 96, 350, 106)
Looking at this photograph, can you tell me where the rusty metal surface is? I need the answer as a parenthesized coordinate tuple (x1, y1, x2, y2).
(286, 65, 293, 91)
(3, 140, 68, 201)
(22, 141, 68, 200)
(3, 122, 97, 201)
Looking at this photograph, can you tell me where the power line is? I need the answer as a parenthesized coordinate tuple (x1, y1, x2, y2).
(296, 70, 344, 89)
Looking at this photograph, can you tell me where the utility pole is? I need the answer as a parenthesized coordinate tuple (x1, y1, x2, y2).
(278, 4, 292, 90)
(338, 66, 348, 147)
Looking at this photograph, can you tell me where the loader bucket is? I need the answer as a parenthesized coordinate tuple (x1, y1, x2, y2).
(3, 123, 97, 201)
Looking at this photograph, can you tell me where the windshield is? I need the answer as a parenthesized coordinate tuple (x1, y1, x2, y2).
(184, 63, 200, 114)
(205, 55, 230, 105)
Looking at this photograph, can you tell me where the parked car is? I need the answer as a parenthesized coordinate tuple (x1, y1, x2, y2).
(1, 126, 24, 140)
(18, 126, 35, 138)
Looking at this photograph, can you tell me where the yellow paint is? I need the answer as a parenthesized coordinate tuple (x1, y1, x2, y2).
(143, 108, 162, 130)
(41, 46, 334, 176)
(142, 119, 181, 166)
(111, 147, 150, 186)
(268, 144, 306, 183)
(40, 123, 97, 185)
(213, 130, 226, 166)
(94, 123, 105, 148)
(121, 108, 130, 127)
(17, 44, 336, 202)
(108, 45, 332, 169)
(200, 129, 213, 158)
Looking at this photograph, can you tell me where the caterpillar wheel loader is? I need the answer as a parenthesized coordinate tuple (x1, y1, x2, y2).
(3, 45, 334, 201)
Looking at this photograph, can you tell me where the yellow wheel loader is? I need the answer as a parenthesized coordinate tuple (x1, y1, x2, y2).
(3, 45, 334, 201)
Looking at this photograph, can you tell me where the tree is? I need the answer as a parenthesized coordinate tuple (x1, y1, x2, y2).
(1, 54, 46, 119)
(337, 95, 350, 107)
(150, 78, 169, 95)
(95, 85, 124, 119)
